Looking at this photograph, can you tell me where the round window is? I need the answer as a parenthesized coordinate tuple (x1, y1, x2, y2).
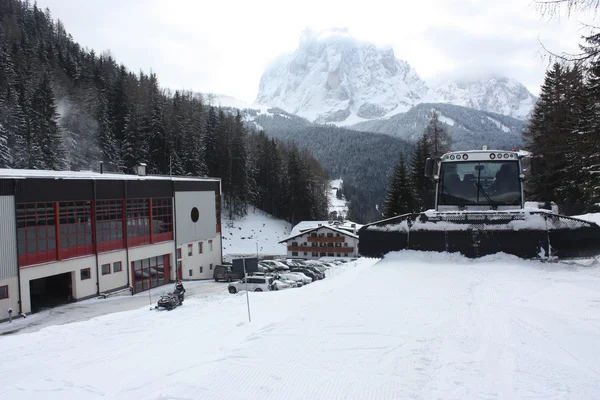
(191, 207, 199, 223)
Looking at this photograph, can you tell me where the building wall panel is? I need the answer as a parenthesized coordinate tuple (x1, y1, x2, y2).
(97, 250, 128, 293)
(0, 276, 20, 320)
(15, 179, 94, 202)
(0, 196, 18, 279)
(175, 191, 217, 245)
(19, 255, 97, 314)
(178, 236, 222, 280)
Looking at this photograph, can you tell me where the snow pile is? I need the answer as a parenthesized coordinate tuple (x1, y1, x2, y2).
(221, 206, 291, 259)
(2, 252, 600, 399)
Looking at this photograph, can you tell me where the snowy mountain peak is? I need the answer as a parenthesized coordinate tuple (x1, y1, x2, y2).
(255, 28, 428, 125)
(255, 29, 537, 125)
(430, 76, 537, 120)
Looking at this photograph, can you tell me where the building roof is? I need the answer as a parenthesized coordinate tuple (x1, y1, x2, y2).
(0, 168, 221, 182)
(288, 220, 362, 237)
(279, 220, 361, 243)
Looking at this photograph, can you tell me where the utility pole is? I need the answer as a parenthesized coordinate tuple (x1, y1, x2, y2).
(243, 258, 251, 322)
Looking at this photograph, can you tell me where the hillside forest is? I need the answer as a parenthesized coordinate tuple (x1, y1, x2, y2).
(0, 0, 329, 225)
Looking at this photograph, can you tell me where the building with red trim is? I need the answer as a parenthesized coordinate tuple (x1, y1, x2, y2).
(0, 166, 222, 318)
(278, 220, 361, 259)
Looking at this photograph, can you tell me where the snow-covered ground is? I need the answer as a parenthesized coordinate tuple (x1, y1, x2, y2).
(329, 178, 349, 219)
(2, 251, 600, 399)
(221, 206, 291, 260)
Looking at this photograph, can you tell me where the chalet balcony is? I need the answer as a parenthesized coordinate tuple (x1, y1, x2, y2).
(287, 245, 354, 253)
(307, 236, 346, 243)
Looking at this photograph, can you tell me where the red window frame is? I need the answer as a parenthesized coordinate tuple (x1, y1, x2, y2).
(80, 268, 91, 280)
(16, 202, 58, 266)
(176, 248, 182, 259)
(126, 199, 151, 247)
(101, 263, 111, 275)
(59, 201, 94, 259)
(187, 243, 192, 256)
(131, 254, 170, 294)
(0, 285, 8, 299)
(152, 198, 173, 243)
(113, 261, 122, 273)
(198, 242, 203, 254)
(96, 200, 125, 252)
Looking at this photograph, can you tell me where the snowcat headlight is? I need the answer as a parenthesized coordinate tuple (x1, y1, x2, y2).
(490, 153, 496, 159)
(462, 154, 468, 160)
(450, 155, 455, 160)
(504, 153, 509, 158)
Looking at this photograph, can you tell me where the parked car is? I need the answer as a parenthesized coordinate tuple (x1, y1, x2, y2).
(228, 276, 276, 293)
(260, 260, 290, 271)
(277, 273, 305, 287)
(214, 264, 244, 282)
(288, 271, 312, 284)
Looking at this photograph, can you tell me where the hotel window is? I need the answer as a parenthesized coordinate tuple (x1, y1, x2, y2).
(101, 263, 111, 275)
(0, 285, 8, 299)
(198, 242, 203, 254)
(113, 261, 122, 273)
(96, 200, 124, 252)
(80, 268, 91, 280)
(126, 199, 150, 246)
(209, 240, 213, 251)
(16, 202, 57, 266)
(59, 201, 93, 259)
(152, 198, 174, 242)
(188, 243, 193, 256)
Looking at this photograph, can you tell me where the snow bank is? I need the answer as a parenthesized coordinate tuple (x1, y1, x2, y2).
(2, 253, 600, 399)
(221, 206, 291, 259)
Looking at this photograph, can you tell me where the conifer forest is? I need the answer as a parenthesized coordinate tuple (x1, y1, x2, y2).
(0, 0, 329, 224)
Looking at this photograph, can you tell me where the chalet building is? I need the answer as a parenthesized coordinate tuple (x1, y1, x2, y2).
(279, 220, 362, 259)
(0, 165, 222, 319)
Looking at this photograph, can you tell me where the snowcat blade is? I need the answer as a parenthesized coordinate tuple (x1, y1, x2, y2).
(358, 211, 600, 260)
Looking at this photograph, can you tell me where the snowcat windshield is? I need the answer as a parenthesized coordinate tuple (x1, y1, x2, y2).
(438, 160, 521, 206)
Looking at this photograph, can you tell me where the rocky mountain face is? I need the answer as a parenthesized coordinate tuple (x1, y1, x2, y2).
(255, 29, 537, 126)
(431, 77, 537, 120)
(255, 28, 429, 125)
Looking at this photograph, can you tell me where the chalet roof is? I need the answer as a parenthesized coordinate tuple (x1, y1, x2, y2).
(279, 223, 359, 243)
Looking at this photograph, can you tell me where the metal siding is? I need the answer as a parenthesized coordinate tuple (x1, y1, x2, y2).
(0, 196, 18, 279)
(0, 179, 14, 196)
(127, 180, 172, 198)
(174, 180, 220, 194)
(15, 179, 94, 202)
(96, 180, 126, 200)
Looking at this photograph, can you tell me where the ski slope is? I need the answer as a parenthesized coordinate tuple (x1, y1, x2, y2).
(1, 251, 600, 399)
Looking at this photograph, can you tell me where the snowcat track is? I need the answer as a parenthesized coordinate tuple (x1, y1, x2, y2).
(358, 211, 600, 260)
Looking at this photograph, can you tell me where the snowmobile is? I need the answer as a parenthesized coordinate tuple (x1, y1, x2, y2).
(156, 291, 183, 310)
(358, 148, 600, 261)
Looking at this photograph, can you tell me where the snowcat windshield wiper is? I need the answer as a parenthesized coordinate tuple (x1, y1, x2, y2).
(473, 181, 496, 206)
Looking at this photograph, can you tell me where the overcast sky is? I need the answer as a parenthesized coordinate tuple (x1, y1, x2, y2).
(35, 0, 597, 103)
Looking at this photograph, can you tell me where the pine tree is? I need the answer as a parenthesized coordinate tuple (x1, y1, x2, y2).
(423, 110, 451, 157)
(384, 153, 414, 218)
(0, 121, 10, 167)
(410, 136, 433, 211)
(204, 106, 220, 178)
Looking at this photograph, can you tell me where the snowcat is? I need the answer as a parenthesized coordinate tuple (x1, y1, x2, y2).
(358, 148, 600, 260)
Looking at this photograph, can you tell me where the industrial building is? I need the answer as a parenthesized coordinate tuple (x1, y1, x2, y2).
(0, 165, 222, 320)
(279, 220, 361, 259)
